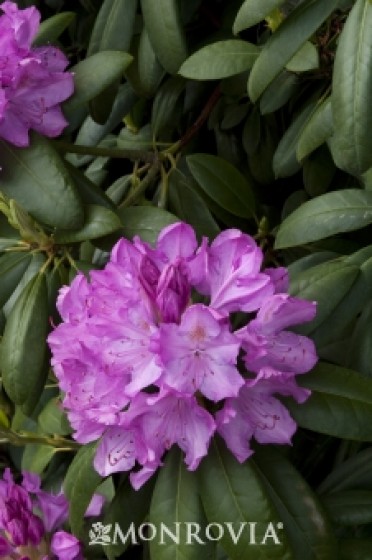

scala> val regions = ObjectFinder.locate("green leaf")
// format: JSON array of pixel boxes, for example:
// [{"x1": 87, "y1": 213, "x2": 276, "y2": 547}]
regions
[
  {"x1": 260, "y1": 72, "x2": 299, "y2": 115},
  {"x1": 88, "y1": 0, "x2": 138, "y2": 55},
  {"x1": 286, "y1": 41, "x2": 319, "y2": 72},
  {"x1": 187, "y1": 154, "x2": 256, "y2": 219},
  {"x1": 118, "y1": 206, "x2": 178, "y2": 245},
  {"x1": 64, "y1": 162, "x2": 115, "y2": 210},
  {"x1": 137, "y1": 28, "x2": 165, "y2": 97},
  {"x1": 254, "y1": 448, "x2": 338, "y2": 560},
  {"x1": 63, "y1": 51, "x2": 133, "y2": 117},
  {"x1": 0, "y1": 252, "x2": 32, "y2": 308},
  {"x1": 273, "y1": 101, "x2": 316, "y2": 178},
  {"x1": 332, "y1": 0, "x2": 372, "y2": 176},
  {"x1": 248, "y1": 0, "x2": 338, "y2": 101},
  {"x1": 339, "y1": 540, "x2": 372, "y2": 560},
  {"x1": 1, "y1": 273, "x2": 48, "y2": 407},
  {"x1": 54, "y1": 205, "x2": 121, "y2": 243},
  {"x1": 141, "y1": 0, "x2": 187, "y2": 74},
  {"x1": 0, "y1": 135, "x2": 83, "y2": 230},
  {"x1": 199, "y1": 439, "x2": 292, "y2": 560},
  {"x1": 286, "y1": 363, "x2": 372, "y2": 441},
  {"x1": 297, "y1": 98, "x2": 333, "y2": 160},
  {"x1": 117, "y1": 124, "x2": 153, "y2": 150},
  {"x1": 21, "y1": 444, "x2": 55, "y2": 475},
  {"x1": 32, "y1": 12, "x2": 76, "y2": 46},
  {"x1": 3, "y1": 253, "x2": 46, "y2": 317},
  {"x1": 179, "y1": 40, "x2": 259, "y2": 80},
  {"x1": 38, "y1": 398, "x2": 71, "y2": 436},
  {"x1": 103, "y1": 476, "x2": 155, "y2": 558},
  {"x1": 318, "y1": 448, "x2": 372, "y2": 495},
  {"x1": 168, "y1": 170, "x2": 220, "y2": 240},
  {"x1": 64, "y1": 443, "x2": 101, "y2": 537},
  {"x1": 275, "y1": 189, "x2": 372, "y2": 249},
  {"x1": 149, "y1": 448, "x2": 214, "y2": 560},
  {"x1": 303, "y1": 146, "x2": 336, "y2": 198},
  {"x1": 322, "y1": 490, "x2": 372, "y2": 525},
  {"x1": 152, "y1": 77, "x2": 185, "y2": 138},
  {"x1": 289, "y1": 260, "x2": 359, "y2": 334},
  {"x1": 233, "y1": 0, "x2": 285, "y2": 33}
]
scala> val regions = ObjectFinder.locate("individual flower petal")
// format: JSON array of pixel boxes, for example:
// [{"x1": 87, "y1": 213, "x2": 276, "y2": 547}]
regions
[
  {"x1": 51, "y1": 531, "x2": 82, "y2": 560},
  {"x1": 254, "y1": 294, "x2": 317, "y2": 335},
  {"x1": 85, "y1": 494, "x2": 105, "y2": 517},
  {"x1": 36, "y1": 491, "x2": 68, "y2": 533},
  {"x1": 158, "y1": 304, "x2": 243, "y2": 401},
  {"x1": 264, "y1": 267, "x2": 289, "y2": 293}
]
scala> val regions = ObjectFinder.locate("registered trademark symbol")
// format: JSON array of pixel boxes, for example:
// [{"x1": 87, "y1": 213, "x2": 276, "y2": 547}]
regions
[{"x1": 277, "y1": 522, "x2": 283, "y2": 530}]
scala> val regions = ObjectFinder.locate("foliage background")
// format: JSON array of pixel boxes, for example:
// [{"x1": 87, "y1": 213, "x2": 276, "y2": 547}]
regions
[{"x1": 1, "y1": 0, "x2": 372, "y2": 558}]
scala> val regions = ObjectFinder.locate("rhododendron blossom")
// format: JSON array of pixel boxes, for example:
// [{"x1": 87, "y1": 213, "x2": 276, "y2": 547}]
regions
[
  {"x1": 0, "y1": 469, "x2": 103, "y2": 559},
  {"x1": 48, "y1": 223, "x2": 318, "y2": 490},
  {"x1": 0, "y1": 2, "x2": 73, "y2": 147}
]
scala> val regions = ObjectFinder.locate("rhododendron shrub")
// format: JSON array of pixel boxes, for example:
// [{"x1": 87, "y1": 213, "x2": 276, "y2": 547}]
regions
[{"x1": 48, "y1": 223, "x2": 318, "y2": 489}]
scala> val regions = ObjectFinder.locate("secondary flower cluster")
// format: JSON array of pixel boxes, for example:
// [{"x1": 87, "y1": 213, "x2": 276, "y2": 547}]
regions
[
  {"x1": 0, "y1": 2, "x2": 73, "y2": 147},
  {"x1": 0, "y1": 469, "x2": 94, "y2": 559},
  {"x1": 48, "y1": 223, "x2": 318, "y2": 489}
]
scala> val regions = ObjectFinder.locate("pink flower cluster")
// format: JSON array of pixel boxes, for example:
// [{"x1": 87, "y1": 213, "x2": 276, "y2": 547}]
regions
[
  {"x1": 0, "y1": 469, "x2": 89, "y2": 559},
  {"x1": 0, "y1": 2, "x2": 73, "y2": 147},
  {"x1": 48, "y1": 224, "x2": 318, "y2": 489}
]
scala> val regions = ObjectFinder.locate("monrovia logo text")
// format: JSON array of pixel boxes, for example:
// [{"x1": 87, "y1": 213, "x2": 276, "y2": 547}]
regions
[{"x1": 89, "y1": 521, "x2": 284, "y2": 547}]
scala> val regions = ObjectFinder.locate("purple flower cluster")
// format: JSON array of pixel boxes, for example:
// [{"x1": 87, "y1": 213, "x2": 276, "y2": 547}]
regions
[
  {"x1": 0, "y1": 2, "x2": 73, "y2": 147},
  {"x1": 48, "y1": 224, "x2": 318, "y2": 490},
  {"x1": 0, "y1": 469, "x2": 82, "y2": 560}
]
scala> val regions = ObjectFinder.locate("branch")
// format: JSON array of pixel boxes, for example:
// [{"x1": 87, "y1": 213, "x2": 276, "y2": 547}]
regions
[{"x1": 54, "y1": 141, "x2": 156, "y2": 163}]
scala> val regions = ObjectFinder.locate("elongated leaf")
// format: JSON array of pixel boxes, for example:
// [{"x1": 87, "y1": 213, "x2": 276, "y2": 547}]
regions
[
  {"x1": 54, "y1": 205, "x2": 121, "y2": 243},
  {"x1": 21, "y1": 444, "x2": 55, "y2": 475},
  {"x1": 254, "y1": 448, "x2": 338, "y2": 560},
  {"x1": 64, "y1": 443, "x2": 101, "y2": 537},
  {"x1": 286, "y1": 363, "x2": 372, "y2": 441},
  {"x1": 318, "y1": 448, "x2": 372, "y2": 495},
  {"x1": 63, "y1": 51, "x2": 133, "y2": 116},
  {"x1": 149, "y1": 448, "x2": 214, "y2": 560},
  {"x1": 273, "y1": 101, "x2": 316, "y2": 178},
  {"x1": 289, "y1": 260, "x2": 359, "y2": 334},
  {"x1": 332, "y1": 0, "x2": 372, "y2": 176},
  {"x1": 88, "y1": 0, "x2": 138, "y2": 55},
  {"x1": 152, "y1": 77, "x2": 185, "y2": 138},
  {"x1": 275, "y1": 189, "x2": 372, "y2": 249},
  {"x1": 64, "y1": 162, "x2": 115, "y2": 210},
  {"x1": 199, "y1": 439, "x2": 292, "y2": 559},
  {"x1": 323, "y1": 490, "x2": 372, "y2": 525},
  {"x1": 137, "y1": 28, "x2": 165, "y2": 97},
  {"x1": 260, "y1": 72, "x2": 299, "y2": 115},
  {"x1": 141, "y1": 0, "x2": 187, "y2": 74},
  {"x1": 248, "y1": 0, "x2": 338, "y2": 101},
  {"x1": 38, "y1": 398, "x2": 71, "y2": 436},
  {"x1": 0, "y1": 252, "x2": 32, "y2": 308},
  {"x1": 303, "y1": 146, "x2": 336, "y2": 197},
  {"x1": 179, "y1": 40, "x2": 259, "y2": 80},
  {"x1": 286, "y1": 41, "x2": 319, "y2": 72},
  {"x1": 32, "y1": 12, "x2": 76, "y2": 46},
  {"x1": 3, "y1": 253, "x2": 46, "y2": 317},
  {"x1": 118, "y1": 206, "x2": 178, "y2": 244},
  {"x1": 1, "y1": 273, "x2": 48, "y2": 407},
  {"x1": 297, "y1": 98, "x2": 333, "y2": 160},
  {"x1": 233, "y1": 0, "x2": 285, "y2": 33},
  {"x1": 0, "y1": 135, "x2": 83, "y2": 230},
  {"x1": 187, "y1": 154, "x2": 256, "y2": 218}
]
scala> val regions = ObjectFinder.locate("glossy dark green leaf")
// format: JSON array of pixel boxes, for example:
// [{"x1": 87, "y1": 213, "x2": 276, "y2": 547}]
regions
[
  {"x1": 248, "y1": 0, "x2": 338, "y2": 101},
  {"x1": 117, "y1": 124, "x2": 153, "y2": 150},
  {"x1": 187, "y1": 154, "x2": 256, "y2": 218},
  {"x1": 137, "y1": 28, "x2": 165, "y2": 97},
  {"x1": 260, "y1": 72, "x2": 299, "y2": 115},
  {"x1": 38, "y1": 398, "x2": 71, "y2": 436},
  {"x1": 141, "y1": 0, "x2": 187, "y2": 74},
  {"x1": 332, "y1": 0, "x2": 372, "y2": 176},
  {"x1": 322, "y1": 490, "x2": 372, "y2": 525},
  {"x1": 64, "y1": 162, "x2": 115, "y2": 210},
  {"x1": 199, "y1": 439, "x2": 292, "y2": 560},
  {"x1": 273, "y1": 101, "x2": 316, "y2": 178},
  {"x1": 106, "y1": 175, "x2": 132, "y2": 205},
  {"x1": 149, "y1": 448, "x2": 214, "y2": 560},
  {"x1": 297, "y1": 98, "x2": 333, "y2": 160},
  {"x1": 168, "y1": 170, "x2": 220, "y2": 240},
  {"x1": 0, "y1": 135, "x2": 83, "y2": 230},
  {"x1": 21, "y1": 444, "x2": 55, "y2": 475},
  {"x1": 118, "y1": 206, "x2": 178, "y2": 245},
  {"x1": 179, "y1": 40, "x2": 259, "y2": 80},
  {"x1": 233, "y1": 0, "x2": 285, "y2": 33},
  {"x1": 64, "y1": 443, "x2": 101, "y2": 537},
  {"x1": 103, "y1": 476, "x2": 155, "y2": 558},
  {"x1": 152, "y1": 77, "x2": 185, "y2": 138},
  {"x1": 303, "y1": 146, "x2": 336, "y2": 198},
  {"x1": 1, "y1": 273, "x2": 49, "y2": 407},
  {"x1": 0, "y1": 252, "x2": 32, "y2": 308},
  {"x1": 63, "y1": 51, "x2": 133, "y2": 117},
  {"x1": 32, "y1": 12, "x2": 76, "y2": 46},
  {"x1": 54, "y1": 205, "x2": 121, "y2": 243},
  {"x1": 88, "y1": 0, "x2": 138, "y2": 55},
  {"x1": 286, "y1": 363, "x2": 372, "y2": 441},
  {"x1": 242, "y1": 109, "x2": 261, "y2": 155},
  {"x1": 275, "y1": 190, "x2": 372, "y2": 249},
  {"x1": 3, "y1": 253, "x2": 46, "y2": 317},
  {"x1": 254, "y1": 448, "x2": 338, "y2": 560},
  {"x1": 289, "y1": 260, "x2": 359, "y2": 334}
]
